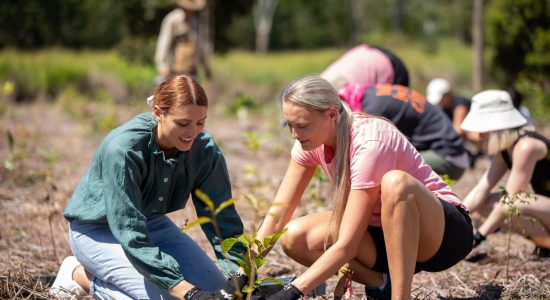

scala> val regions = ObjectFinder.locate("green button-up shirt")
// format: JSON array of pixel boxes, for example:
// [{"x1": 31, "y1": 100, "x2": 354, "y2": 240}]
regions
[{"x1": 64, "y1": 112, "x2": 244, "y2": 290}]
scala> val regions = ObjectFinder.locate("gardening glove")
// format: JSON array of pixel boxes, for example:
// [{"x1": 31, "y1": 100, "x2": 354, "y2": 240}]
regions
[
  {"x1": 184, "y1": 287, "x2": 236, "y2": 300},
  {"x1": 219, "y1": 272, "x2": 249, "y2": 298},
  {"x1": 185, "y1": 273, "x2": 250, "y2": 300},
  {"x1": 267, "y1": 283, "x2": 303, "y2": 300}
]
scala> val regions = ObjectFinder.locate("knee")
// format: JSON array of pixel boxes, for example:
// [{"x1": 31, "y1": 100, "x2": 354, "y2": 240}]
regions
[
  {"x1": 280, "y1": 221, "x2": 308, "y2": 258},
  {"x1": 380, "y1": 170, "x2": 413, "y2": 207}
]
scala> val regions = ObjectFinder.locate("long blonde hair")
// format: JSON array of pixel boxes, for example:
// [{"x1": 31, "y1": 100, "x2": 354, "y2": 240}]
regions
[{"x1": 281, "y1": 75, "x2": 354, "y2": 245}]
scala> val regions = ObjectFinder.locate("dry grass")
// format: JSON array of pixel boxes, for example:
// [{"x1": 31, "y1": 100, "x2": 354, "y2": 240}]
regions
[
  {"x1": 0, "y1": 267, "x2": 51, "y2": 300},
  {"x1": 1, "y1": 101, "x2": 549, "y2": 299}
]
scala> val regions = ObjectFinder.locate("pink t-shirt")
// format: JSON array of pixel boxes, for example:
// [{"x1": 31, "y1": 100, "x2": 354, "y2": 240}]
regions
[
  {"x1": 291, "y1": 117, "x2": 465, "y2": 227},
  {"x1": 320, "y1": 44, "x2": 394, "y2": 89}
]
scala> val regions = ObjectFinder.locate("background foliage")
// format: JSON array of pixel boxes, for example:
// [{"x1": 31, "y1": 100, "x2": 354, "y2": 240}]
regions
[{"x1": 0, "y1": 0, "x2": 548, "y2": 119}]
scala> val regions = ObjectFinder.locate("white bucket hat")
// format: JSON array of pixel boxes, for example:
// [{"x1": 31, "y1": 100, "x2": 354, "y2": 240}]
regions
[
  {"x1": 460, "y1": 89, "x2": 527, "y2": 133},
  {"x1": 426, "y1": 78, "x2": 451, "y2": 105}
]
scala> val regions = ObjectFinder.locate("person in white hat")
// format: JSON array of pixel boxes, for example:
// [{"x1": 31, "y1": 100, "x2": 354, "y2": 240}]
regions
[
  {"x1": 426, "y1": 78, "x2": 487, "y2": 167},
  {"x1": 154, "y1": 0, "x2": 211, "y2": 84},
  {"x1": 461, "y1": 90, "x2": 550, "y2": 257},
  {"x1": 426, "y1": 78, "x2": 472, "y2": 138}
]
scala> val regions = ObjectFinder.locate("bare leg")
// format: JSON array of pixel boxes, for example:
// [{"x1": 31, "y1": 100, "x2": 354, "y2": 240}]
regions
[
  {"x1": 479, "y1": 194, "x2": 550, "y2": 240},
  {"x1": 507, "y1": 195, "x2": 550, "y2": 248},
  {"x1": 281, "y1": 211, "x2": 384, "y2": 287},
  {"x1": 380, "y1": 170, "x2": 445, "y2": 300},
  {"x1": 73, "y1": 266, "x2": 92, "y2": 293}
]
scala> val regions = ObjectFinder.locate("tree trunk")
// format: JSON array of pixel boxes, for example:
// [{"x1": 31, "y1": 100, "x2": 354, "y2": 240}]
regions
[
  {"x1": 350, "y1": 0, "x2": 366, "y2": 44},
  {"x1": 254, "y1": 0, "x2": 279, "y2": 53},
  {"x1": 473, "y1": 0, "x2": 484, "y2": 92},
  {"x1": 199, "y1": 4, "x2": 212, "y2": 56},
  {"x1": 392, "y1": 0, "x2": 404, "y2": 32}
]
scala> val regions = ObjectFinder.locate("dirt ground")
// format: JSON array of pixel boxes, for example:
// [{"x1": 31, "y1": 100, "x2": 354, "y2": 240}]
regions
[{"x1": 0, "y1": 100, "x2": 549, "y2": 299}]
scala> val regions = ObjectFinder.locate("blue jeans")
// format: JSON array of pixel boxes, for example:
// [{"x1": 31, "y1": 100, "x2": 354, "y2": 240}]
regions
[{"x1": 69, "y1": 216, "x2": 226, "y2": 300}]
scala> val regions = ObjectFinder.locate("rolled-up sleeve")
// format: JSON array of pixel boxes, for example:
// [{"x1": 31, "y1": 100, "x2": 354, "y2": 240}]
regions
[
  {"x1": 192, "y1": 141, "x2": 245, "y2": 275},
  {"x1": 102, "y1": 146, "x2": 184, "y2": 290}
]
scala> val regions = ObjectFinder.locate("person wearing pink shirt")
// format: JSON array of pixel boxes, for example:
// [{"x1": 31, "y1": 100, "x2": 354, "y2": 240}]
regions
[
  {"x1": 254, "y1": 76, "x2": 472, "y2": 300},
  {"x1": 320, "y1": 44, "x2": 409, "y2": 90}
]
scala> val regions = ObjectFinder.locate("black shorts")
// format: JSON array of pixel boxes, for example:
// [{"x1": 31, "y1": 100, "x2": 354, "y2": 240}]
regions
[{"x1": 369, "y1": 199, "x2": 473, "y2": 273}]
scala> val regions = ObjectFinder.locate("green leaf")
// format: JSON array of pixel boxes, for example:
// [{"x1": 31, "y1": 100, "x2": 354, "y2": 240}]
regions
[
  {"x1": 263, "y1": 228, "x2": 288, "y2": 248},
  {"x1": 240, "y1": 259, "x2": 251, "y2": 277},
  {"x1": 4, "y1": 159, "x2": 14, "y2": 171},
  {"x1": 181, "y1": 217, "x2": 212, "y2": 231},
  {"x1": 214, "y1": 198, "x2": 236, "y2": 215},
  {"x1": 6, "y1": 130, "x2": 14, "y2": 151},
  {"x1": 242, "y1": 284, "x2": 255, "y2": 293},
  {"x1": 255, "y1": 256, "x2": 266, "y2": 269},
  {"x1": 244, "y1": 194, "x2": 259, "y2": 211},
  {"x1": 229, "y1": 250, "x2": 245, "y2": 258},
  {"x1": 253, "y1": 239, "x2": 265, "y2": 254},
  {"x1": 236, "y1": 234, "x2": 252, "y2": 249},
  {"x1": 255, "y1": 278, "x2": 284, "y2": 286},
  {"x1": 221, "y1": 237, "x2": 240, "y2": 254},
  {"x1": 194, "y1": 189, "x2": 215, "y2": 212},
  {"x1": 498, "y1": 186, "x2": 508, "y2": 198}
]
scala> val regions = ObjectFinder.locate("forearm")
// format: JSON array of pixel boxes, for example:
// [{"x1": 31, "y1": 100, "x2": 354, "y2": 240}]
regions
[
  {"x1": 256, "y1": 207, "x2": 291, "y2": 240},
  {"x1": 463, "y1": 162, "x2": 503, "y2": 212},
  {"x1": 478, "y1": 202, "x2": 508, "y2": 236},
  {"x1": 477, "y1": 162, "x2": 536, "y2": 236},
  {"x1": 463, "y1": 184, "x2": 490, "y2": 212}
]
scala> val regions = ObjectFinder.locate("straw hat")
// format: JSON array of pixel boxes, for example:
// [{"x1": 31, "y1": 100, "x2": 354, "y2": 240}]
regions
[
  {"x1": 426, "y1": 78, "x2": 451, "y2": 105},
  {"x1": 460, "y1": 90, "x2": 527, "y2": 133},
  {"x1": 176, "y1": 0, "x2": 206, "y2": 11}
]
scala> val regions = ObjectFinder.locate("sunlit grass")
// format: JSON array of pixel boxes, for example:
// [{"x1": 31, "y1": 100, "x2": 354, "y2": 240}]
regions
[
  {"x1": 213, "y1": 39, "x2": 475, "y2": 101},
  {"x1": 1, "y1": 41, "x2": 547, "y2": 120},
  {"x1": 0, "y1": 48, "x2": 155, "y2": 100}
]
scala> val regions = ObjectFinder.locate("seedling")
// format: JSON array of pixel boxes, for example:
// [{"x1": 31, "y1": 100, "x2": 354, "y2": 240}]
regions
[
  {"x1": 498, "y1": 186, "x2": 537, "y2": 281},
  {"x1": 183, "y1": 189, "x2": 287, "y2": 299}
]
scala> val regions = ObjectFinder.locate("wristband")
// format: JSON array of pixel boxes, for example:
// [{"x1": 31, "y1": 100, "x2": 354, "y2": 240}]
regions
[{"x1": 184, "y1": 287, "x2": 201, "y2": 300}]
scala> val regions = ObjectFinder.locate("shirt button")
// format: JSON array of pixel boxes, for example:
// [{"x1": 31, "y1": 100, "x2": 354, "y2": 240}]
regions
[
  {"x1": 158, "y1": 196, "x2": 164, "y2": 202},
  {"x1": 163, "y1": 178, "x2": 169, "y2": 183}
]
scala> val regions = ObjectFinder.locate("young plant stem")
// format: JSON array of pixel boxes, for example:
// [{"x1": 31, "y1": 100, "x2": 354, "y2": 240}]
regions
[{"x1": 210, "y1": 213, "x2": 245, "y2": 299}]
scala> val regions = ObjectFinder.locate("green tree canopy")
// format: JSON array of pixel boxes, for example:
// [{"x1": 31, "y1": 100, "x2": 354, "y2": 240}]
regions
[{"x1": 486, "y1": 0, "x2": 550, "y2": 86}]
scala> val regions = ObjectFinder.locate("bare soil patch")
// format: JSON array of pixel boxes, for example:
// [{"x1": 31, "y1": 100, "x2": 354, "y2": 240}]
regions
[{"x1": 1, "y1": 101, "x2": 548, "y2": 299}]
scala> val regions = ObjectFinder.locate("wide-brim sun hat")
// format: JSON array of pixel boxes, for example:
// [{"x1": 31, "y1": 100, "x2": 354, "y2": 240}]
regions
[
  {"x1": 460, "y1": 89, "x2": 527, "y2": 133},
  {"x1": 176, "y1": 0, "x2": 206, "y2": 11},
  {"x1": 426, "y1": 78, "x2": 451, "y2": 105}
]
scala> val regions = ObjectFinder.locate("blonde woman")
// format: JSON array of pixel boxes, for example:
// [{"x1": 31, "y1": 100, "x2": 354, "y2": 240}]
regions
[
  {"x1": 255, "y1": 76, "x2": 473, "y2": 300},
  {"x1": 461, "y1": 90, "x2": 550, "y2": 257}
]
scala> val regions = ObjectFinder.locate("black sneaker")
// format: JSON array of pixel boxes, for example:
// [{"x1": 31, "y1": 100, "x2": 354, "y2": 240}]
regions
[
  {"x1": 364, "y1": 273, "x2": 391, "y2": 300},
  {"x1": 472, "y1": 231, "x2": 486, "y2": 248},
  {"x1": 534, "y1": 246, "x2": 550, "y2": 258}
]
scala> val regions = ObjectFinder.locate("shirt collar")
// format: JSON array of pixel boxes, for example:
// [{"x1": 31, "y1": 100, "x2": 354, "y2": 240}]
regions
[{"x1": 147, "y1": 118, "x2": 186, "y2": 163}]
